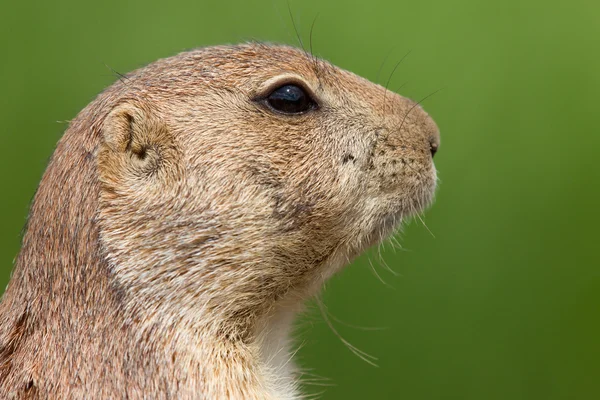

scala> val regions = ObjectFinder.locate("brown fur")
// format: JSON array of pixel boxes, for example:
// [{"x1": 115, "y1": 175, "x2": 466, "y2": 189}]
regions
[{"x1": 0, "y1": 43, "x2": 440, "y2": 399}]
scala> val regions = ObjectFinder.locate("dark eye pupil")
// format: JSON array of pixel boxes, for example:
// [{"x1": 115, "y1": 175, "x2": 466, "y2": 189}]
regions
[{"x1": 266, "y1": 84, "x2": 313, "y2": 114}]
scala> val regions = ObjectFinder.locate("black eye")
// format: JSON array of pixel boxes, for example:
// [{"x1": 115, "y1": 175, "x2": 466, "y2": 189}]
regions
[{"x1": 265, "y1": 84, "x2": 315, "y2": 114}]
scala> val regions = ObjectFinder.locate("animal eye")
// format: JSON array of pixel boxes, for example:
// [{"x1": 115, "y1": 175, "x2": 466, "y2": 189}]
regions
[{"x1": 265, "y1": 84, "x2": 315, "y2": 114}]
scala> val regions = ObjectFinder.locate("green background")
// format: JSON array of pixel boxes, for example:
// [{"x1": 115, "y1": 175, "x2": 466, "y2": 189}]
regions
[{"x1": 1, "y1": 0, "x2": 598, "y2": 398}]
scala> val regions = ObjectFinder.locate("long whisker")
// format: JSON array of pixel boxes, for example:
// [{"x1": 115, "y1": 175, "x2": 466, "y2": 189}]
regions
[
  {"x1": 308, "y1": 12, "x2": 323, "y2": 88},
  {"x1": 323, "y1": 299, "x2": 386, "y2": 331},
  {"x1": 368, "y1": 258, "x2": 393, "y2": 288},
  {"x1": 288, "y1": 1, "x2": 306, "y2": 52},
  {"x1": 394, "y1": 81, "x2": 409, "y2": 94},
  {"x1": 301, "y1": 389, "x2": 329, "y2": 399},
  {"x1": 103, "y1": 63, "x2": 129, "y2": 85},
  {"x1": 382, "y1": 50, "x2": 412, "y2": 116},
  {"x1": 416, "y1": 212, "x2": 435, "y2": 238},
  {"x1": 309, "y1": 13, "x2": 319, "y2": 60},
  {"x1": 387, "y1": 234, "x2": 404, "y2": 253},
  {"x1": 316, "y1": 297, "x2": 379, "y2": 367},
  {"x1": 377, "y1": 248, "x2": 400, "y2": 277},
  {"x1": 376, "y1": 46, "x2": 396, "y2": 84},
  {"x1": 397, "y1": 86, "x2": 445, "y2": 134}
]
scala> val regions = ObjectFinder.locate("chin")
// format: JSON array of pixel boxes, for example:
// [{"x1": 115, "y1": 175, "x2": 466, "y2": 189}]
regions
[{"x1": 373, "y1": 173, "x2": 438, "y2": 244}]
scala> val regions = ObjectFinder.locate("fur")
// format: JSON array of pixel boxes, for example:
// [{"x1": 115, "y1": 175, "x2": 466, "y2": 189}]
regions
[{"x1": 0, "y1": 43, "x2": 439, "y2": 399}]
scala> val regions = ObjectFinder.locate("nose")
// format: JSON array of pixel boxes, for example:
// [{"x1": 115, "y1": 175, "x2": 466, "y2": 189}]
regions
[
  {"x1": 430, "y1": 137, "x2": 439, "y2": 158},
  {"x1": 393, "y1": 96, "x2": 440, "y2": 159}
]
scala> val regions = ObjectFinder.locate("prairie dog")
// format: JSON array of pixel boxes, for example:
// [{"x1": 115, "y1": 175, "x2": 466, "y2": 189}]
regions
[{"x1": 0, "y1": 43, "x2": 440, "y2": 399}]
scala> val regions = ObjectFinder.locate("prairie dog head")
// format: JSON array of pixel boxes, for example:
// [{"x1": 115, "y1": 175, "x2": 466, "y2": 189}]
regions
[{"x1": 97, "y1": 43, "x2": 439, "y2": 337}]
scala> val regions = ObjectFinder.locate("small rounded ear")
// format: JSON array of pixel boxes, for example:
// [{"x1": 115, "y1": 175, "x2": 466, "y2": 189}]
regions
[
  {"x1": 98, "y1": 101, "x2": 180, "y2": 184},
  {"x1": 102, "y1": 103, "x2": 149, "y2": 156}
]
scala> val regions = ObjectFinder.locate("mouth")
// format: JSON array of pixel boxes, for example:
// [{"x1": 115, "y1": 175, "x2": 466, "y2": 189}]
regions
[
  {"x1": 373, "y1": 168, "x2": 438, "y2": 239},
  {"x1": 313, "y1": 169, "x2": 437, "y2": 285}
]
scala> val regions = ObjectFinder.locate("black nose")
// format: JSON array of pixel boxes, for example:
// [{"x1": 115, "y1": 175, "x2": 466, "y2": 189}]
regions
[{"x1": 430, "y1": 139, "x2": 439, "y2": 158}]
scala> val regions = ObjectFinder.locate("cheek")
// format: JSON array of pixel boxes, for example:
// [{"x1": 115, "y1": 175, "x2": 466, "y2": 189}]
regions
[
  {"x1": 317, "y1": 127, "x2": 378, "y2": 204},
  {"x1": 337, "y1": 130, "x2": 376, "y2": 170}
]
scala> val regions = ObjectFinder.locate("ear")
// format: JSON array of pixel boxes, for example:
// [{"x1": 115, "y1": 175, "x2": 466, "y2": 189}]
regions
[{"x1": 98, "y1": 101, "x2": 180, "y2": 185}]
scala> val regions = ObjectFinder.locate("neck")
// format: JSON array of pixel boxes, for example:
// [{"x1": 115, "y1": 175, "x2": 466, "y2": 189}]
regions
[
  {"x1": 113, "y1": 275, "x2": 305, "y2": 399},
  {"x1": 113, "y1": 305, "x2": 302, "y2": 399},
  {"x1": 0, "y1": 120, "x2": 304, "y2": 399}
]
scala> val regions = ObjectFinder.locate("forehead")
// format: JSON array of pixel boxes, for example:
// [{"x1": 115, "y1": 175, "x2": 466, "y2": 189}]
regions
[
  {"x1": 131, "y1": 44, "x2": 341, "y2": 93},
  {"x1": 200, "y1": 44, "x2": 333, "y2": 82},
  {"x1": 128, "y1": 43, "x2": 387, "y2": 111},
  {"x1": 210, "y1": 44, "x2": 386, "y2": 104}
]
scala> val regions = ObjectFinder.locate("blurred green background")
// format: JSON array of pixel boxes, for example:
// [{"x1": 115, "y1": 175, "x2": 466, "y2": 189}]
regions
[{"x1": 1, "y1": 0, "x2": 599, "y2": 398}]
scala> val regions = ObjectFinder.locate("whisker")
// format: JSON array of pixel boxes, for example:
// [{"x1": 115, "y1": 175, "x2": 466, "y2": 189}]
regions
[
  {"x1": 375, "y1": 46, "x2": 396, "y2": 84},
  {"x1": 315, "y1": 297, "x2": 379, "y2": 367},
  {"x1": 325, "y1": 304, "x2": 387, "y2": 331},
  {"x1": 397, "y1": 86, "x2": 445, "y2": 134},
  {"x1": 382, "y1": 50, "x2": 412, "y2": 116},
  {"x1": 103, "y1": 63, "x2": 129, "y2": 85},
  {"x1": 309, "y1": 13, "x2": 319, "y2": 60},
  {"x1": 387, "y1": 234, "x2": 403, "y2": 252},
  {"x1": 279, "y1": 339, "x2": 306, "y2": 372},
  {"x1": 368, "y1": 258, "x2": 393, "y2": 288},
  {"x1": 394, "y1": 81, "x2": 409, "y2": 94},
  {"x1": 416, "y1": 212, "x2": 435, "y2": 238},
  {"x1": 297, "y1": 370, "x2": 332, "y2": 382},
  {"x1": 308, "y1": 12, "x2": 323, "y2": 88},
  {"x1": 288, "y1": 1, "x2": 306, "y2": 52},
  {"x1": 378, "y1": 250, "x2": 401, "y2": 277},
  {"x1": 301, "y1": 389, "x2": 328, "y2": 399}
]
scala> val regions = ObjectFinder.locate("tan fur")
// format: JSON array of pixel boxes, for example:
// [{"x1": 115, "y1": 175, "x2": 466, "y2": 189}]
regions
[{"x1": 0, "y1": 43, "x2": 440, "y2": 399}]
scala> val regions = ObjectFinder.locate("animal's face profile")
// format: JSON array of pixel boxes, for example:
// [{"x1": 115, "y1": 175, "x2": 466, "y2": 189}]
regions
[
  {"x1": 0, "y1": 43, "x2": 440, "y2": 399},
  {"x1": 97, "y1": 44, "x2": 439, "y2": 330}
]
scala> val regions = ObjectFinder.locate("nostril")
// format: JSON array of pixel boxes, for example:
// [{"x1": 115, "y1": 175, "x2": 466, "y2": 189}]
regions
[{"x1": 430, "y1": 141, "x2": 439, "y2": 158}]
